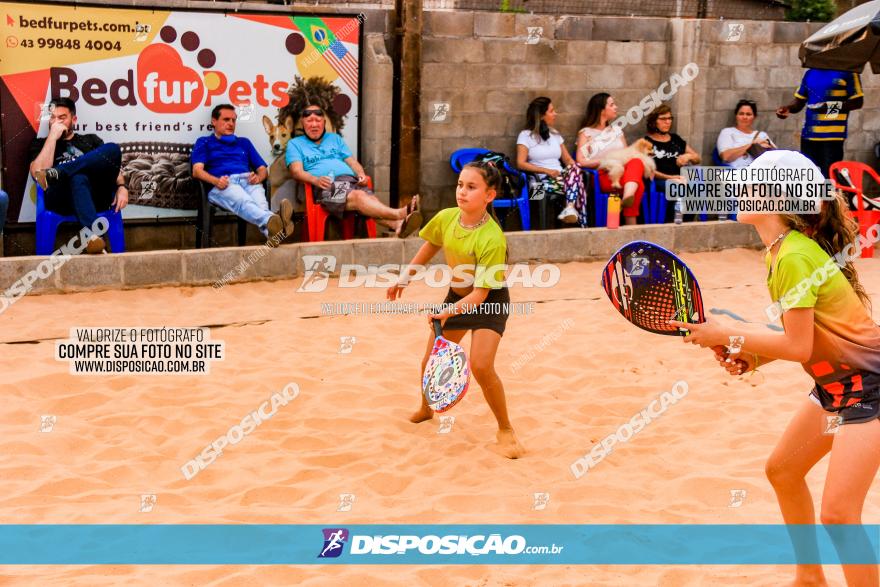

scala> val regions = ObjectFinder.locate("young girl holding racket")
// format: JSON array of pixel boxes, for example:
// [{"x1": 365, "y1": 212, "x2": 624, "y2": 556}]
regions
[
  {"x1": 387, "y1": 160, "x2": 524, "y2": 459},
  {"x1": 672, "y1": 150, "x2": 880, "y2": 586}
]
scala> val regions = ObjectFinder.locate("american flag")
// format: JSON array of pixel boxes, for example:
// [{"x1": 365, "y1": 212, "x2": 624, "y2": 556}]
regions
[{"x1": 323, "y1": 39, "x2": 359, "y2": 95}]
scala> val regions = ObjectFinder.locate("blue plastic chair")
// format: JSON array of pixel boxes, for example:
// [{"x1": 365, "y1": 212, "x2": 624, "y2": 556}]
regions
[
  {"x1": 449, "y1": 148, "x2": 531, "y2": 231},
  {"x1": 712, "y1": 147, "x2": 730, "y2": 167},
  {"x1": 36, "y1": 185, "x2": 125, "y2": 255}
]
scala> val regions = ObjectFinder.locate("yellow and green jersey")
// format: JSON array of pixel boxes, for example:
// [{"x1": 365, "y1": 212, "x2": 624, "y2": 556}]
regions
[
  {"x1": 419, "y1": 207, "x2": 507, "y2": 289},
  {"x1": 767, "y1": 231, "x2": 880, "y2": 402}
]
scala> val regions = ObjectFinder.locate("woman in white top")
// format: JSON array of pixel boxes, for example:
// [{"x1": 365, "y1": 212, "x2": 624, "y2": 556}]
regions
[
  {"x1": 515, "y1": 97, "x2": 587, "y2": 226},
  {"x1": 576, "y1": 93, "x2": 645, "y2": 226},
  {"x1": 716, "y1": 99, "x2": 775, "y2": 169}
]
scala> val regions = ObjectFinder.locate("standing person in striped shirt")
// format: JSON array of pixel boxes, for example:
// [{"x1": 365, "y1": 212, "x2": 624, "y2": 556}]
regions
[{"x1": 776, "y1": 68, "x2": 864, "y2": 179}]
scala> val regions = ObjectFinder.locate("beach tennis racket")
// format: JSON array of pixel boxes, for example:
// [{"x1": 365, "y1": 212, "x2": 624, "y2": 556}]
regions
[
  {"x1": 422, "y1": 319, "x2": 470, "y2": 412},
  {"x1": 601, "y1": 241, "x2": 705, "y2": 336}
]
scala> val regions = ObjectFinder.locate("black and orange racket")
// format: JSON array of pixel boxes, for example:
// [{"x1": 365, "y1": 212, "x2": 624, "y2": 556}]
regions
[{"x1": 601, "y1": 241, "x2": 705, "y2": 336}]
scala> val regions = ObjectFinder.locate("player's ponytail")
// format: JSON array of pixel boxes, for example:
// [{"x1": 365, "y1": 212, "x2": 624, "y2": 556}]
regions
[{"x1": 782, "y1": 191, "x2": 871, "y2": 310}]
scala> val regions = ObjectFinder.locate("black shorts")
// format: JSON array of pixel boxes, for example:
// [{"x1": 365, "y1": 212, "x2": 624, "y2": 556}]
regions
[
  {"x1": 316, "y1": 175, "x2": 371, "y2": 219},
  {"x1": 441, "y1": 287, "x2": 510, "y2": 337},
  {"x1": 809, "y1": 371, "x2": 880, "y2": 425}
]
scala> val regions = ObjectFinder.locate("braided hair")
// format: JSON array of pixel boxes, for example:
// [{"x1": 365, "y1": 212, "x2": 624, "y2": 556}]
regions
[{"x1": 780, "y1": 191, "x2": 871, "y2": 311}]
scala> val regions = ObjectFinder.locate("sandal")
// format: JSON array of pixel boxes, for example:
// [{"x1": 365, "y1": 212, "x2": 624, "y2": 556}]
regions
[{"x1": 396, "y1": 209, "x2": 423, "y2": 239}]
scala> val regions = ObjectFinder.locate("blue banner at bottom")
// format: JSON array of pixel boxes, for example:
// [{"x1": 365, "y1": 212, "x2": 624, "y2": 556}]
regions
[{"x1": 0, "y1": 525, "x2": 877, "y2": 565}]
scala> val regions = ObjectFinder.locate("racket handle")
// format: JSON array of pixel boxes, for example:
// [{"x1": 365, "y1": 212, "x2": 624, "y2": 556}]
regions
[{"x1": 432, "y1": 319, "x2": 443, "y2": 338}]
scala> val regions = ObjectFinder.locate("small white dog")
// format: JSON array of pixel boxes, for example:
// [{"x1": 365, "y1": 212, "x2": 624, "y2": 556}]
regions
[{"x1": 598, "y1": 138, "x2": 657, "y2": 189}]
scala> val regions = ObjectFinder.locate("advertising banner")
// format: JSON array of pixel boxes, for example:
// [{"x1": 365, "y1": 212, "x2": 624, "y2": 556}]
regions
[{"x1": 0, "y1": 2, "x2": 362, "y2": 221}]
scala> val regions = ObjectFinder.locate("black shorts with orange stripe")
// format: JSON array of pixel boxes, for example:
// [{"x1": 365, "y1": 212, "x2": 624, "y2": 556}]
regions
[{"x1": 809, "y1": 371, "x2": 880, "y2": 425}]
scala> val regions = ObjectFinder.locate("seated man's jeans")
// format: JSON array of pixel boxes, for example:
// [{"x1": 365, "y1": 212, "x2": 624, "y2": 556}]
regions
[
  {"x1": 45, "y1": 143, "x2": 121, "y2": 229},
  {"x1": 0, "y1": 189, "x2": 8, "y2": 235},
  {"x1": 208, "y1": 173, "x2": 272, "y2": 236}
]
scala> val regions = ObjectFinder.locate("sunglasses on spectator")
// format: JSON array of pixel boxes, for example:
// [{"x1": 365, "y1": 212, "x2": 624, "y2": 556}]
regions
[{"x1": 301, "y1": 109, "x2": 324, "y2": 118}]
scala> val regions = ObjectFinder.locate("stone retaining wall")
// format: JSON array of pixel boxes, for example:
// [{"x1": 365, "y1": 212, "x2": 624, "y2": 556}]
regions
[{"x1": 0, "y1": 222, "x2": 763, "y2": 295}]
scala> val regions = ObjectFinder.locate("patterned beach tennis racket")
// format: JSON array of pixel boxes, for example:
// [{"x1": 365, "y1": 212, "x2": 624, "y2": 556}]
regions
[
  {"x1": 422, "y1": 319, "x2": 470, "y2": 412},
  {"x1": 601, "y1": 241, "x2": 705, "y2": 336}
]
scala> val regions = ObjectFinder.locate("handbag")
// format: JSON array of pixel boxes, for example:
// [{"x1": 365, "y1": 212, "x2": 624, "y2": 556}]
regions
[{"x1": 746, "y1": 131, "x2": 775, "y2": 159}]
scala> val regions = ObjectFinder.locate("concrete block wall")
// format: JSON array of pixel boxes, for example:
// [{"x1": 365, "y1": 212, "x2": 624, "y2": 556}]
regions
[
  {"x1": 360, "y1": 31, "x2": 394, "y2": 206},
  {"x1": 417, "y1": 12, "x2": 880, "y2": 216},
  {"x1": 696, "y1": 20, "x2": 847, "y2": 163}
]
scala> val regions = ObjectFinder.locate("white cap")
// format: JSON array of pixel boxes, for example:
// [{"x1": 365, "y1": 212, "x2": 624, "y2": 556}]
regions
[{"x1": 746, "y1": 150, "x2": 825, "y2": 183}]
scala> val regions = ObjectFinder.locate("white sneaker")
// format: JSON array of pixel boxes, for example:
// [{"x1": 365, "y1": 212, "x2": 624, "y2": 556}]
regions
[{"x1": 558, "y1": 205, "x2": 578, "y2": 224}]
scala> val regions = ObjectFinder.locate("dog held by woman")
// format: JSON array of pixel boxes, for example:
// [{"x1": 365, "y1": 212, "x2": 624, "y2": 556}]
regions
[{"x1": 598, "y1": 138, "x2": 657, "y2": 189}]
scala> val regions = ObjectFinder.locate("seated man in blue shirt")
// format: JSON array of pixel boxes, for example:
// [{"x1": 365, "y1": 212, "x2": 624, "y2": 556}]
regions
[
  {"x1": 192, "y1": 104, "x2": 293, "y2": 245},
  {"x1": 286, "y1": 103, "x2": 420, "y2": 237}
]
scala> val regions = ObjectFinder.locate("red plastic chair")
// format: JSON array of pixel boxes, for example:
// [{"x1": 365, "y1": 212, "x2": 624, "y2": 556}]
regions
[
  {"x1": 304, "y1": 176, "x2": 378, "y2": 241},
  {"x1": 828, "y1": 161, "x2": 880, "y2": 258}
]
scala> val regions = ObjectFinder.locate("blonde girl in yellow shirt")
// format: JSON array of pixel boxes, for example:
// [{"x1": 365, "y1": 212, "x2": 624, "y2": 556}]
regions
[{"x1": 387, "y1": 161, "x2": 524, "y2": 459}]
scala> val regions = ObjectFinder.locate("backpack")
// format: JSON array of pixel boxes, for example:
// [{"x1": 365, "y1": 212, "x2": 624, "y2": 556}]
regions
[{"x1": 472, "y1": 151, "x2": 524, "y2": 201}]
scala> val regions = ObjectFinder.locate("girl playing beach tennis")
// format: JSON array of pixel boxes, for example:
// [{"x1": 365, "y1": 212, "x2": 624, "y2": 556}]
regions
[
  {"x1": 387, "y1": 160, "x2": 524, "y2": 459},
  {"x1": 672, "y1": 150, "x2": 880, "y2": 587}
]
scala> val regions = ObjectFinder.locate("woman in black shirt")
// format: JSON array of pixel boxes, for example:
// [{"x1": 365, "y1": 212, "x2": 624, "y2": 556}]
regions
[{"x1": 644, "y1": 105, "x2": 700, "y2": 223}]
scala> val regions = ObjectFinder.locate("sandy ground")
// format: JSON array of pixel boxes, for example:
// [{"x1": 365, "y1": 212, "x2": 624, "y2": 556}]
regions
[{"x1": 0, "y1": 246, "x2": 878, "y2": 586}]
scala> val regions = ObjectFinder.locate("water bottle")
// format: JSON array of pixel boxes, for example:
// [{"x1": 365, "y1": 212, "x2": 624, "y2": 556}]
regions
[
  {"x1": 674, "y1": 200, "x2": 683, "y2": 224},
  {"x1": 606, "y1": 196, "x2": 621, "y2": 229}
]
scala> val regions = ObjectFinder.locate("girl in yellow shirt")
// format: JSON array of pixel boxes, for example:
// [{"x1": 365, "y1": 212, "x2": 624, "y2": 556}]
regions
[
  {"x1": 388, "y1": 161, "x2": 523, "y2": 459},
  {"x1": 674, "y1": 151, "x2": 879, "y2": 586}
]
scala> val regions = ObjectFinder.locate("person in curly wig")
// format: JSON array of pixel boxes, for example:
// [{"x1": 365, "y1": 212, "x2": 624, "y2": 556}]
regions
[
  {"x1": 286, "y1": 101, "x2": 421, "y2": 238},
  {"x1": 277, "y1": 76, "x2": 346, "y2": 138}
]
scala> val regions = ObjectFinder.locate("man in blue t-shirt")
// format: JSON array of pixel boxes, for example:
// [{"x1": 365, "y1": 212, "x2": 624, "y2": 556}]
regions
[
  {"x1": 286, "y1": 103, "x2": 420, "y2": 237},
  {"x1": 192, "y1": 104, "x2": 293, "y2": 245},
  {"x1": 776, "y1": 68, "x2": 864, "y2": 179}
]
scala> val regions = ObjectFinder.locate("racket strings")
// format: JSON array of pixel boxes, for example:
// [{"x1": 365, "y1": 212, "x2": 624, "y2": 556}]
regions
[{"x1": 602, "y1": 243, "x2": 705, "y2": 336}]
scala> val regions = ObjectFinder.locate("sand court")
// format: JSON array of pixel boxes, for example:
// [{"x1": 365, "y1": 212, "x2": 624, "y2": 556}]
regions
[{"x1": 1, "y1": 248, "x2": 879, "y2": 586}]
